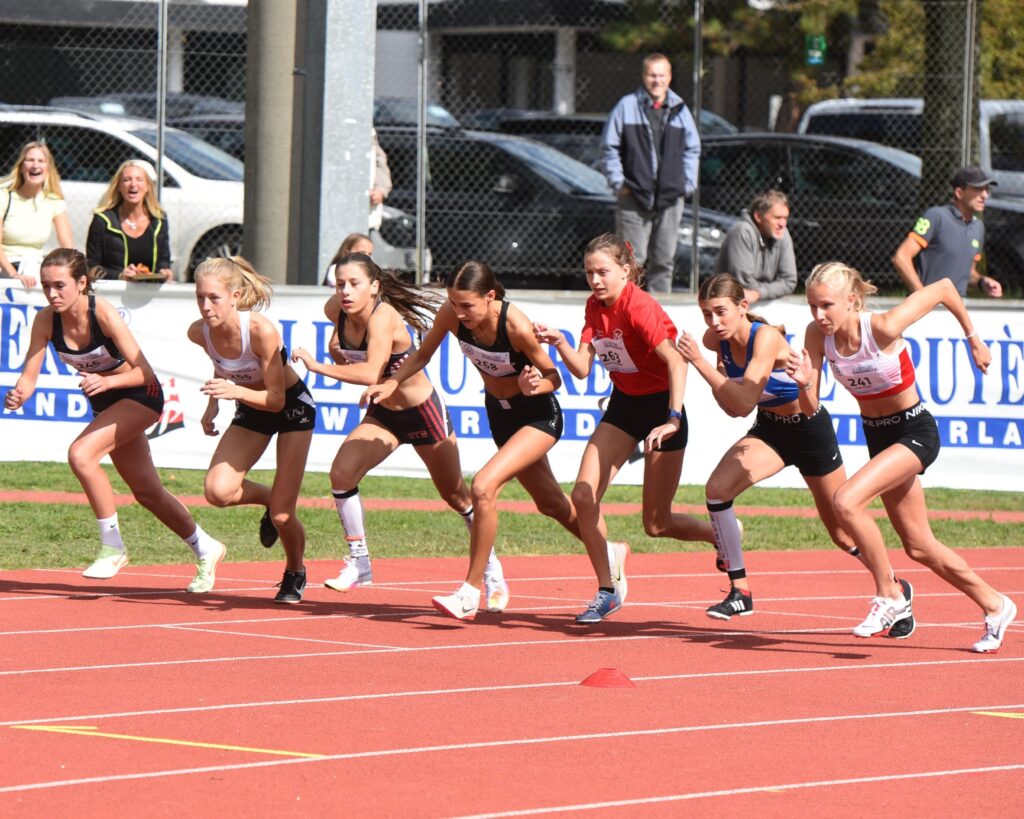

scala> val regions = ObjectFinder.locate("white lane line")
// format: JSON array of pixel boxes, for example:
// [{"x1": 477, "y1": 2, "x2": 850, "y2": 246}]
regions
[
  {"x1": 453, "y1": 763, "x2": 1024, "y2": 818},
  {"x1": 3, "y1": 656, "x2": 1022, "y2": 727},
  {"x1": 161, "y1": 624, "x2": 406, "y2": 650},
  {"x1": 2, "y1": 702, "x2": 1022, "y2": 795}
]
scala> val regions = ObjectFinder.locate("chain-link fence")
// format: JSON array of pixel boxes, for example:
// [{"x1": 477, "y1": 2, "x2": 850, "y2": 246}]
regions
[{"x1": 2, "y1": 1, "x2": 1022, "y2": 291}]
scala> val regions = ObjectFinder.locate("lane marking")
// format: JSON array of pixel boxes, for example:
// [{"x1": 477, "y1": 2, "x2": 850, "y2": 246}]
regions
[
  {"x1": 2, "y1": 702, "x2": 1023, "y2": 794},
  {"x1": 3, "y1": 656, "x2": 1022, "y2": 728},
  {"x1": 973, "y1": 711, "x2": 1024, "y2": 720},
  {"x1": 11, "y1": 725, "x2": 324, "y2": 759},
  {"x1": 452, "y1": 764, "x2": 1024, "y2": 818}
]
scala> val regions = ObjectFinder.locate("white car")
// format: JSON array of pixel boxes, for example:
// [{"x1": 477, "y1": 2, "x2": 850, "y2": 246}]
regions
[{"x1": 0, "y1": 105, "x2": 243, "y2": 279}]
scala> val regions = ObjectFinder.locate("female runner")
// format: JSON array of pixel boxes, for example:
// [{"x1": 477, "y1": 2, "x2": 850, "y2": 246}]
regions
[
  {"x1": 794, "y1": 262, "x2": 1015, "y2": 650},
  {"x1": 291, "y1": 253, "x2": 500, "y2": 599},
  {"x1": 4, "y1": 248, "x2": 225, "y2": 588},
  {"x1": 677, "y1": 273, "x2": 913, "y2": 633},
  {"x1": 534, "y1": 233, "x2": 714, "y2": 624},
  {"x1": 363, "y1": 260, "x2": 624, "y2": 620},
  {"x1": 187, "y1": 256, "x2": 314, "y2": 603}
]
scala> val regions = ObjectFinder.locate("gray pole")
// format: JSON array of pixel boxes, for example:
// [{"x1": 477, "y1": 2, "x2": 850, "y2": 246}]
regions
[
  {"x1": 155, "y1": 0, "x2": 168, "y2": 201},
  {"x1": 960, "y1": 0, "x2": 978, "y2": 165},
  {"x1": 415, "y1": 0, "x2": 429, "y2": 284},
  {"x1": 688, "y1": 0, "x2": 704, "y2": 293}
]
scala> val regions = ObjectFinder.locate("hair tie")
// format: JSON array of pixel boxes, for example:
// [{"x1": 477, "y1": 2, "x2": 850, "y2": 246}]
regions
[{"x1": 624, "y1": 240, "x2": 633, "y2": 254}]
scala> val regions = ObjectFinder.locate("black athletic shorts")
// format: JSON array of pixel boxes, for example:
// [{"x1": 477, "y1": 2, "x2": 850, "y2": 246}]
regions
[
  {"x1": 364, "y1": 388, "x2": 452, "y2": 446},
  {"x1": 600, "y1": 388, "x2": 687, "y2": 452},
  {"x1": 747, "y1": 405, "x2": 843, "y2": 477},
  {"x1": 485, "y1": 391, "x2": 563, "y2": 448},
  {"x1": 89, "y1": 380, "x2": 165, "y2": 416},
  {"x1": 232, "y1": 380, "x2": 316, "y2": 436},
  {"x1": 861, "y1": 402, "x2": 940, "y2": 474}
]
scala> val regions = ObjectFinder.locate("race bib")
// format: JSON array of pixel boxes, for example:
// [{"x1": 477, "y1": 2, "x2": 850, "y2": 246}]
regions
[
  {"x1": 339, "y1": 349, "x2": 368, "y2": 364},
  {"x1": 592, "y1": 335, "x2": 638, "y2": 373},
  {"x1": 459, "y1": 340, "x2": 517, "y2": 377}
]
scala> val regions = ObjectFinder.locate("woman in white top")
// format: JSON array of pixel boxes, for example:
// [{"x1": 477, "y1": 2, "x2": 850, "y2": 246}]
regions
[
  {"x1": 794, "y1": 261, "x2": 1015, "y2": 652},
  {"x1": 0, "y1": 142, "x2": 74, "y2": 288}
]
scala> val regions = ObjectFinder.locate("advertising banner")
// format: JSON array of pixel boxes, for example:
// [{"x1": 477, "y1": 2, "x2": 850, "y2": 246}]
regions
[{"x1": 2, "y1": 281, "x2": 1021, "y2": 490}]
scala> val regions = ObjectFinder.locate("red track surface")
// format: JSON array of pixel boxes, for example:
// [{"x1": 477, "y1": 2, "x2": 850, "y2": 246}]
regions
[{"x1": 2, "y1": 550, "x2": 1022, "y2": 816}]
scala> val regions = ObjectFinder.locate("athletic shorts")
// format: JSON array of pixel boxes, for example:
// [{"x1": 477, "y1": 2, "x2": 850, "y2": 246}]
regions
[
  {"x1": 232, "y1": 380, "x2": 316, "y2": 436},
  {"x1": 364, "y1": 388, "x2": 452, "y2": 446},
  {"x1": 485, "y1": 391, "x2": 563, "y2": 448},
  {"x1": 89, "y1": 380, "x2": 165, "y2": 416},
  {"x1": 600, "y1": 388, "x2": 687, "y2": 452},
  {"x1": 747, "y1": 405, "x2": 843, "y2": 477},
  {"x1": 861, "y1": 402, "x2": 940, "y2": 474}
]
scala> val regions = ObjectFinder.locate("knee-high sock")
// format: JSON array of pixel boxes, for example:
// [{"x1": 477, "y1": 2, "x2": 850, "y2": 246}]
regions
[
  {"x1": 333, "y1": 487, "x2": 368, "y2": 559},
  {"x1": 707, "y1": 498, "x2": 745, "y2": 581}
]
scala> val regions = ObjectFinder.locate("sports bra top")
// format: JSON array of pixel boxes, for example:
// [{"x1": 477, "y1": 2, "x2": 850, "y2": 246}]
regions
[
  {"x1": 335, "y1": 302, "x2": 413, "y2": 378},
  {"x1": 824, "y1": 312, "x2": 915, "y2": 400},
  {"x1": 50, "y1": 294, "x2": 126, "y2": 373},
  {"x1": 202, "y1": 311, "x2": 283, "y2": 384},
  {"x1": 719, "y1": 322, "x2": 799, "y2": 408},
  {"x1": 456, "y1": 300, "x2": 530, "y2": 378}
]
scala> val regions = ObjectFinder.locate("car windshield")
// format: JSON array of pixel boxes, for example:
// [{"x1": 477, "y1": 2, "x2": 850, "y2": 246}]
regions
[
  {"x1": 491, "y1": 135, "x2": 611, "y2": 196},
  {"x1": 132, "y1": 128, "x2": 244, "y2": 181}
]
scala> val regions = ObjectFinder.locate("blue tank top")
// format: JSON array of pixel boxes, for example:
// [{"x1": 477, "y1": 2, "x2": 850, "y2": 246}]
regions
[
  {"x1": 336, "y1": 301, "x2": 413, "y2": 378},
  {"x1": 50, "y1": 294, "x2": 126, "y2": 374},
  {"x1": 455, "y1": 300, "x2": 531, "y2": 378},
  {"x1": 720, "y1": 322, "x2": 799, "y2": 408}
]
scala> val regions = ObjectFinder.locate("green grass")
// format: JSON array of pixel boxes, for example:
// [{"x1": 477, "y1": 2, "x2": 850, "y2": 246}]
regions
[{"x1": 1, "y1": 461, "x2": 1021, "y2": 571}]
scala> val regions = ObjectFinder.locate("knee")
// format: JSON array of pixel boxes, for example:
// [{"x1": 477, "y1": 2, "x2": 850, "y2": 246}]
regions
[
  {"x1": 203, "y1": 482, "x2": 234, "y2": 509},
  {"x1": 570, "y1": 484, "x2": 599, "y2": 518},
  {"x1": 534, "y1": 493, "x2": 571, "y2": 524},
  {"x1": 704, "y1": 478, "x2": 733, "y2": 505},
  {"x1": 271, "y1": 508, "x2": 297, "y2": 533},
  {"x1": 67, "y1": 443, "x2": 94, "y2": 478},
  {"x1": 831, "y1": 487, "x2": 862, "y2": 523},
  {"x1": 329, "y1": 465, "x2": 357, "y2": 490},
  {"x1": 643, "y1": 515, "x2": 669, "y2": 539},
  {"x1": 470, "y1": 478, "x2": 498, "y2": 511}
]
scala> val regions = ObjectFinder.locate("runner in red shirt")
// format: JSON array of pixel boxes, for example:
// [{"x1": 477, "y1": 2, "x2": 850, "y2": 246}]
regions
[{"x1": 534, "y1": 233, "x2": 714, "y2": 623}]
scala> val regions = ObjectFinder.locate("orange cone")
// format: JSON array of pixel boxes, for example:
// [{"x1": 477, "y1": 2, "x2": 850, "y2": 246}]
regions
[{"x1": 580, "y1": 668, "x2": 636, "y2": 688}]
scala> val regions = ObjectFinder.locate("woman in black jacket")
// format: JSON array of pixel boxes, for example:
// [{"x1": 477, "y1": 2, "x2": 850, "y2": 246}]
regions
[{"x1": 86, "y1": 159, "x2": 173, "y2": 282}]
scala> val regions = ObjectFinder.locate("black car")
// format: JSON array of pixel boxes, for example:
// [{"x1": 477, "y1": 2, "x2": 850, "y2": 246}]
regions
[
  {"x1": 376, "y1": 125, "x2": 734, "y2": 287},
  {"x1": 698, "y1": 132, "x2": 1024, "y2": 289}
]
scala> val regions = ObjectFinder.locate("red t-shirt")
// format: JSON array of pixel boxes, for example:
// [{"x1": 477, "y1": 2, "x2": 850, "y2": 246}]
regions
[{"x1": 580, "y1": 281, "x2": 678, "y2": 395}]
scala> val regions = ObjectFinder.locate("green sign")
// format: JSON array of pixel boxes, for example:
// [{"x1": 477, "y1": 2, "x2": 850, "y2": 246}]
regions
[{"x1": 805, "y1": 34, "x2": 826, "y2": 66}]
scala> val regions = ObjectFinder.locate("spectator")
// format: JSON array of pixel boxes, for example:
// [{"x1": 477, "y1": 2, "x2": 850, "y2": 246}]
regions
[
  {"x1": 369, "y1": 129, "x2": 392, "y2": 231},
  {"x1": 714, "y1": 190, "x2": 797, "y2": 304},
  {"x1": 0, "y1": 142, "x2": 74, "y2": 288},
  {"x1": 322, "y1": 232, "x2": 374, "y2": 286},
  {"x1": 601, "y1": 52, "x2": 701, "y2": 294},
  {"x1": 892, "y1": 166, "x2": 1003, "y2": 298},
  {"x1": 86, "y1": 159, "x2": 173, "y2": 282}
]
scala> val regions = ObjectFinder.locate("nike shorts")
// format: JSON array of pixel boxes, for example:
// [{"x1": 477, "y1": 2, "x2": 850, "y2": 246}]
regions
[{"x1": 861, "y1": 402, "x2": 940, "y2": 474}]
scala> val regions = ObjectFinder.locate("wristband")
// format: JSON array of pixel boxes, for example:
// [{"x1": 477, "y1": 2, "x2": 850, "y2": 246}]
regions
[
  {"x1": 799, "y1": 382, "x2": 813, "y2": 391},
  {"x1": 965, "y1": 330, "x2": 978, "y2": 339},
  {"x1": 667, "y1": 408, "x2": 683, "y2": 422}
]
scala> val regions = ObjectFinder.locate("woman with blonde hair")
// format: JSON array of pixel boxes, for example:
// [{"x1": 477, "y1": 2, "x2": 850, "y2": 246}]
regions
[
  {"x1": 87, "y1": 159, "x2": 173, "y2": 282},
  {"x1": 187, "y1": 256, "x2": 315, "y2": 603},
  {"x1": 0, "y1": 142, "x2": 74, "y2": 288},
  {"x1": 795, "y1": 261, "x2": 1015, "y2": 651}
]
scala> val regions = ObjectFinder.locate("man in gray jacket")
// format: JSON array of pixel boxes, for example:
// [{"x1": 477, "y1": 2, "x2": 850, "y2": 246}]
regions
[
  {"x1": 601, "y1": 53, "x2": 701, "y2": 294},
  {"x1": 714, "y1": 189, "x2": 797, "y2": 304}
]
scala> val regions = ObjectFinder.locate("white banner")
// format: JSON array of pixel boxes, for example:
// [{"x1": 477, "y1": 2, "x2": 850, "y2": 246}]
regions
[{"x1": 2, "y1": 280, "x2": 1022, "y2": 490}]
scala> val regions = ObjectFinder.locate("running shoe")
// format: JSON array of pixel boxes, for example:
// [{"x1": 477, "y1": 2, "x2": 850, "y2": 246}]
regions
[
  {"x1": 186, "y1": 541, "x2": 226, "y2": 593},
  {"x1": 274, "y1": 569, "x2": 307, "y2": 604},
  {"x1": 887, "y1": 579, "x2": 916, "y2": 639},
  {"x1": 972, "y1": 594, "x2": 1017, "y2": 653},
  {"x1": 608, "y1": 541, "x2": 630, "y2": 604},
  {"x1": 574, "y1": 589, "x2": 622, "y2": 624},
  {"x1": 432, "y1": 583, "x2": 480, "y2": 620},
  {"x1": 484, "y1": 574, "x2": 510, "y2": 613},
  {"x1": 853, "y1": 587, "x2": 912, "y2": 637},
  {"x1": 259, "y1": 507, "x2": 279, "y2": 548},
  {"x1": 706, "y1": 586, "x2": 753, "y2": 620},
  {"x1": 82, "y1": 546, "x2": 128, "y2": 579},
  {"x1": 324, "y1": 558, "x2": 373, "y2": 592}
]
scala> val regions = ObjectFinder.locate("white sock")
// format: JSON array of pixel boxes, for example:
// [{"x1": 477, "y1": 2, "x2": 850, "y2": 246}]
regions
[
  {"x1": 458, "y1": 581, "x2": 481, "y2": 599},
  {"x1": 184, "y1": 523, "x2": 217, "y2": 559},
  {"x1": 333, "y1": 487, "x2": 369, "y2": 560},
  {"x1": 97, "y1": 514, "x2": 125, "y2": 552},
  {"x1": 460, "y1": 506, "x2": 474, "y2": 533},
  {"x1": 707, "y1": 498, "x2": 745, "y2": 577},
  {"x1": 485, "y1": 547, "x2": 502, "y2": 579}
]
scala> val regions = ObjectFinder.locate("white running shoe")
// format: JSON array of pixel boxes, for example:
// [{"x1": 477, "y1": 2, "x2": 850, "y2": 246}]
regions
[
  {"x1": 324, "y1": 558, "x2": 373, "y2": 592},
  {"x1": 484, "y1": 574, "x2": 510, "y2": 612},
  {"x1": 432, "y1": 583, "x2": 480, "y2": 620},
  {"x1": 972, "y1": 595, "x2": 1017, "y2": 653},
  {"x1": 187, "y1": 541, "x2": 226, "y2": 593},
  {"x1": 608, "y1": 541, "x2": 630, "y2": 604},
  {"x1": 853, "y1": 591, "x2": 912, "y2": 637},
  {"x1": 82, "y1": 546, "x2": 128, "y2": 579}
]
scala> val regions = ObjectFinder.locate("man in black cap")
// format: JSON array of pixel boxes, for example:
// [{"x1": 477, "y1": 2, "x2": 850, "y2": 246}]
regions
[{"x1": 892, "y1": 166, "x2": 1003, "y2": 297}]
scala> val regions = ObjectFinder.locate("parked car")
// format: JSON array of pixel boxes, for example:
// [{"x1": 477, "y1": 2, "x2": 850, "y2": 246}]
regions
[
  {"x1": 376, "y1": 125, "x2": 734, "y2": 287},
  {"x1": 797, "y1": 97, "x2": 1024, "y2": 198},
  {"x1": 698, "y1": 132, "x2": 1024, "y2": 289},
  {"x1": 49, "y1": 93, "x2": 245, "y2": 121},
  {"x1": 1, "y1": 104, "x2": 243, "y2": 279}
]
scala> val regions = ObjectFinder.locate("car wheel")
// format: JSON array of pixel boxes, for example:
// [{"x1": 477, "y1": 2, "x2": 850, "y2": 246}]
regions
[{"x1": 187, "y1": 226, "x2": 243, "y2": 280}]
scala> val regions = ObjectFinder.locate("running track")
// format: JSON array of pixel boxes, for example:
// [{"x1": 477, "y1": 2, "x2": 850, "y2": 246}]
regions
[{"x1": 2, "y1": 549, "x2": 1021, "y2": 816}]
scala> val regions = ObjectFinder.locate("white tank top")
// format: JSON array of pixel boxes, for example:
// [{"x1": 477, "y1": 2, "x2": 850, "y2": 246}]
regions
[
  {"x1": 824, "y1": 312, "x2": 915, "y2": 400},
  {"x1": 202, "y1": 311, "x2": 265, "y2": 384}
]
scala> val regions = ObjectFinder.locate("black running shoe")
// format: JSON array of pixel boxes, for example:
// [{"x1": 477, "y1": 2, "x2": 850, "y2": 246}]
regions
[
  {"x1": 259, "y1": 508, "x2": 279, "y2": 548},
  {"x1": 706, "y1": 586, "x2": 753, "y2": 620},
  {"x1": 274, "y1": 569, "x2": 307, "y2": 604},
  {"x1": 887, "y1": 578, "x2": 916, "y2": 639}
]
